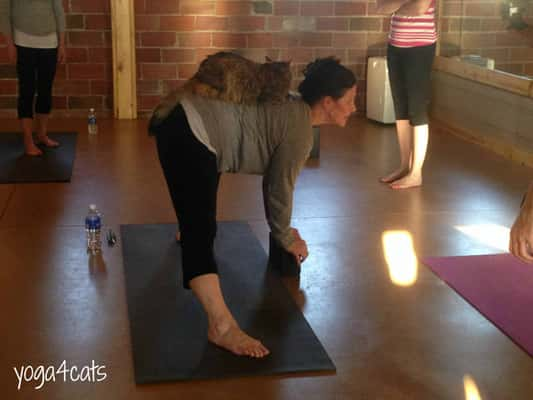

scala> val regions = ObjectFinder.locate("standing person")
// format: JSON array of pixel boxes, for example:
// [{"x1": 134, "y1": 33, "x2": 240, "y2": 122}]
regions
[
  {"x1": 0, "y1": 0, "x2": 66, "y2": 156},
  {"x1": 376, "y1": 0, "x2": 437, "y2": 189},
  {"x1": 149, "y1": 57, "x2": 357, "y2": 358}
]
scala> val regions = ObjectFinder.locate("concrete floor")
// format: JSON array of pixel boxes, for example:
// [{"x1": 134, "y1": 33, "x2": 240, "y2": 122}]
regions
[{"x1": 1, "y1": 116, "x2": 533, "y2": 399}]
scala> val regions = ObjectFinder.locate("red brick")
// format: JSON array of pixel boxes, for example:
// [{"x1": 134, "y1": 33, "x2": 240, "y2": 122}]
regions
[
  {"x1": 88, "y1": 48, "x2": 112, "y2": 63},
  {"x1": 212, "y1": 33, "x2": 247, "y2": 48},
  {"x1": 67, "y1": 15, "x2": 85, "y2": 30},
  {"x1": 137, "y1": 80, "x2": 162, "y2": 94},
  {"x1": 247, "y1": 33, "x2": 273, "y2": 48},
  {"x1": 161, "y1": 49, "x2": 195, "y2": 63},
  {"x1": 317, "y1": 48, "x2": 348, "y2": 62},
  {"x1": 137, "y1": 48, "x2": 162, "y2": 63},
  {"x1": 55, "y1": 65, "x2": 67, "y2": 80},
  {"x1": 0, "y1": 65, "x2": 17, "y2": 79},
  {"x1": 70, "y1": 0, "x2": 110, "y2": 13},
  {"x1": 160, "y1": 16, "x2": 196, "y2": 31},
  {"x1": 274, "y1": 1, "x2": 299, "y2": 16},
  {"x1": 69, "y1": 64, "x2": 106, "y2": 79},
  {"x1": 195, "y1": 48, "x2": 221, "y2": 62},
  {"x1": 442, "y1": 2, "x2": 463, "y2": 17},
  {"x1": 273, "y1": 32, "x2": 300, "y2": 48},
  {"x1": 280, "y1": 48, "x2": 314, "y2": 63},
  {"x1": 139, "y1": 95, "x2": 162, "y2": 110},
  {"x1": 366, "y1": 32, "x2": 388, "y2": 47},
  {"x1": 228, "y1": 17, "x2": 266, "y2": 31},
  {"x1": 52, "y1": 96, "x2": 67, "y2": 109},
  {"x1": 180, "y1": 1, "x2": 216, "y2": 15},
  {"x1": 465, "y1": 4, "x2": 496, "y2": 17},
  {"x1": 135, "y1": 15, "x2": 160, "y2": 31},
  {"x1": 178, "y1": 64, "x2": 198, "y2": 79},
  {"x1": 0, "y1": 47, "x2": 8, "y2": 63},
  {"x1": 179, "y1": 33, "x2": 212, "y2": 47},
  {"x1": 196, "y1": 17, "x2": 228, "y2": 31},
  {"x1": 53, "y1": 80, "x2": 91, "y2": 95},
  {"x1": 146, "y1": 0, "x2": 180, "y2": 13},
  {"x1": 317, "y1": 17, "x2": 350, "y2": 31},
  {"x1": 0, "y1": 80, "x2": 17, "y2": 95},
  {"x1": 134, "y1": 0, "x2": 146, "y2": 13},
  {"x1": 301, "y1": 2, "x2": 334, "y2": 16},
  {"x1": 335, "y1": 2, "x2": 366, "y2": 16},
  {"x1": 267, "y1": 16, "x2": 283, "y2": 31},
  {"x1": 216, "y1": 1, "x2": 252, "y2": 16},
  {"x1": 142, "y1": 64, "x2": 177, "y2": 80},
  {"x1": 332, "y1": 33, "x2": 366, "y2": 48},
  {"x1": 141, "y1": 32, "x2": 177, "y2": 47},
  {"x1": 66, "y1": 48, "x2": 88, "y2": 63},
  {"x1": 462, "y1": 32, "x2": 495, "y2": 48},
  {"x1": 300, "y1": 32, "x2": 332, "y2": 47},
  {"x1": 86, "y1": 15, "x2": 111, "y2": 30},
  {"x1": 68, "y1": 96, "x2": 104, "y2": 109},
  {"x1": 91, "y1": 80, "x2": 113, "y2": 95},
  {"x1": 69, "y1": 31, "x2": 105, "y2": 46}
]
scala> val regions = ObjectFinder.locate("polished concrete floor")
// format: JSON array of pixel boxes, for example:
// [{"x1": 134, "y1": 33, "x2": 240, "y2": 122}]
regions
[{"x1": 1, "y1": 116, "x2": 533, "y2": 399}]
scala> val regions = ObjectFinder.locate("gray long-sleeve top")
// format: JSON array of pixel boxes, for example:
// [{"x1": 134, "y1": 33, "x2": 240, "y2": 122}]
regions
[
  {"x1": 177, "y1": 94, "x2": 314, "y2": 249},
  {"x1": 0, "y1": 0, "x2": 66, "y2": 37}
]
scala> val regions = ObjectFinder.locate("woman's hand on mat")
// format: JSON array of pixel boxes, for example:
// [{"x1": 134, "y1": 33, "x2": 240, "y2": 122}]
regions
[
  {"x1": 510, "y1": 189, "x2": 533, "y2": 262},
  {"x1": 288, "y1": 238, "x2": 308, "y2": 264},
  {"x1": 57, "y1": 44, "x2": 66, "y2": 64}
]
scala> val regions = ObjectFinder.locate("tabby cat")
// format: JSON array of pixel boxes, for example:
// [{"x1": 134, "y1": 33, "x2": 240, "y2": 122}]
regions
[{"x1": 183, "y1": 52, "x2": 292, "y2": 104}]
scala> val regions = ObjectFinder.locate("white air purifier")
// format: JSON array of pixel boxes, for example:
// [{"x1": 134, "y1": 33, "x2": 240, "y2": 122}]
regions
[{"x1": 366, "y1": 57, "x2": 396, "y2": 124}]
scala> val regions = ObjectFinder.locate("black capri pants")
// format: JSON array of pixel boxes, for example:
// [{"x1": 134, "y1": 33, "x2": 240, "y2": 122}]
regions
[
  {"x1": 151, "y1": 105, "x2": 221, "y2": 289},
  {"x1": 16, "y1": 46, "x2": 58, "y2": 119},
  {"x1": 387, "y1": 43, "x2": 436, "y2": 126}
]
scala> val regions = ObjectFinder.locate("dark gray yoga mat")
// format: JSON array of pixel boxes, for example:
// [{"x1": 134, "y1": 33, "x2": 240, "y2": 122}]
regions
[
  {"x1": 120, "y1": 222, "x2": 335, "y2": 383},
  {"x1": 0, "y1": 132, "x2": 77, "y2": 183}
]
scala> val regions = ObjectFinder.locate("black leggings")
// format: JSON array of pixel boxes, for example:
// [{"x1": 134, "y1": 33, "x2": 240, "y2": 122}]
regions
[
  {"x1": 387, "y1": 43, "x2": 436, "y2": 126},
  {"x1": 16, "y1": 46, "x2": 58, "y2": 119},
  {"x1": 152, "y1": 105, "x2": 221, "y2": 289}
]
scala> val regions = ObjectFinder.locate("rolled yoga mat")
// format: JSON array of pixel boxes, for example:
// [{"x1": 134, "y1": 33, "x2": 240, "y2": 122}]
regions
[
  {"x1": 0, "y1": 132, "x2": 77, "y2": 183},
  {"x1": 423, "y1": 253, "x2": 533, "y2": 357},
  {"x1": 120, "y1": 221, "x2": 335, "y2": 383}
]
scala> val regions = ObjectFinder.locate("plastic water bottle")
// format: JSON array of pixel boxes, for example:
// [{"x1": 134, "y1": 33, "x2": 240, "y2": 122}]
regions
[
  {"x1": 85, "y1": 204, "x2": 102, "y2": 254},
  {"x1": 88, "y1": 108, "x2": 98, "y2": 135}
]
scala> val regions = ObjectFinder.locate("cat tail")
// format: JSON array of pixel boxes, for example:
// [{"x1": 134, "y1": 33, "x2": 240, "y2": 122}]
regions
[{"x1": 148, "y1": 82, "x2": 196, "y2": 135}]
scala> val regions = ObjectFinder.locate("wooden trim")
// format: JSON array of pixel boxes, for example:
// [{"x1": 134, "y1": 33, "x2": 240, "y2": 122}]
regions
[
  {"x1": 431, "y1": 116, "x2": 533, "y2": 168},
  {"x1": 433, "y1": 56, "x2": 533, "y2": 98},
  {"x1": 111, "y1": 0, "x2": 137, "y2": 119}
]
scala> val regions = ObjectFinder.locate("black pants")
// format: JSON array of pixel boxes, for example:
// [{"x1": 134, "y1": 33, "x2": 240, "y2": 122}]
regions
[
  {"x1": 152, "y1": 105, "x2": 221, "y2": 289},
  {"x1": 387, "y1": 43, "x2": 436, "y2": 126},
  {"x1": 16, "y1": 46, "x2": 58, "y2": 119}
]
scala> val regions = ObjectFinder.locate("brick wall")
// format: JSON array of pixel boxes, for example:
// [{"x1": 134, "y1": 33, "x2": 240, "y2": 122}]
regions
[
  {"x1": 0, "y1": 0, "x2": 395, "y2": 118},
  {"x1": 440, "y1": 0, "x2": 533, "y2": 76},
  {"x1": 0, "y1": 0, "x2": 112, "y2": 118},
  {"x1": 135, "y1": 0, "x2": 392, "y2": 115}
]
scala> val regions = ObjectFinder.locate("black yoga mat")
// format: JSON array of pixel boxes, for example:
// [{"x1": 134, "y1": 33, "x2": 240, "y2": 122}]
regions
[
  {"x1": 120, "y1": 222, "x2": 335, "y2": 383},
  {"x1": 0, "y1": 132, "x2": 77, "y2": 183}
]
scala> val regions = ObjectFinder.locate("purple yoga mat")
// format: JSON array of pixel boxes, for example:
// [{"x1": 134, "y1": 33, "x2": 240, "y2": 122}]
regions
[{"x1": 423, "y1": 253, "x2": 533, "y2": 357}]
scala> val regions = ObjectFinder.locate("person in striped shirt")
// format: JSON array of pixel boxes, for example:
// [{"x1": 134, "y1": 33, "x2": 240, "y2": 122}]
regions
[{"x1": 377, "y1": 0, "x2": 437, "y2": 189}]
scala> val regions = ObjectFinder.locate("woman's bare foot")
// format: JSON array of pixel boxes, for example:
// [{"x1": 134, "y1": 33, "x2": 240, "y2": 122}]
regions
[
  {"x1": 208, "y1": 318, "x2": 270, "y2": 358},
  {"x1": 36, "y1": 135, "x2": 60, "y2": 148},
  {"x1": 175, "y1": 231, "x2": 181, "y2": 242},
  {"x1": 379, "y1": 168, "x2": 409, "y2": 184},
  {"x1": 389, "y1": 174, "x2": 422, "y2": 190},
  {"x1": 24, "y1": 141, "x2": 43, "y2": 156}
]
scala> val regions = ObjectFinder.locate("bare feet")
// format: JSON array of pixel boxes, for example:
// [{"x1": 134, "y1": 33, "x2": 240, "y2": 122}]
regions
[
  {"x1": 208, "y1": 318, "x2": 270, "y2": 358},
  {"x1": 24, "y1": 140, "x2": 43, "y2": 156},
  {"x1": 36, "y1": 135, "x2": 60, "y2": 148},
  {"x1": 379, "y1": 168, "x2": 409, "y2": 184},
  {"x1": 389, "y1": 174, "x2": 422, "y2": 190},
  {"x1": 175, "y1": 231, "x2": 181, "y2": 242}
]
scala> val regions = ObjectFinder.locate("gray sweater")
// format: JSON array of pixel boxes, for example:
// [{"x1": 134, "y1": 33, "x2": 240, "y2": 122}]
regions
[
  {"x1": 181, "y1": 95, "x2": 314, "y2": 249},
  {"x1": 0, "y1": 0, "x2": 66, "y2": 37}
]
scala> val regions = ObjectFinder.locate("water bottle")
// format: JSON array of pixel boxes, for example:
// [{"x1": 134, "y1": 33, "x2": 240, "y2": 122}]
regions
[
  {"x1": 88, "y1": 108, "x2": 98, "y2": 135},
  {"x1": 85, "y1": 204, "x2": 102, "y2": 254}
]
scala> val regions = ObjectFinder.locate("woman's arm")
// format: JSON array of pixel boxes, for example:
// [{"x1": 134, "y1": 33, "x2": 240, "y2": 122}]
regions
[
  {"x1": 53, "y1": 0, "x2": 67, "y2": 63},
  {"x1": 0, "y1": 0, "x2": 15, "y2": 64},
  {"x1": 375, "y1": 0, "x2": 411, "y2": 14}
]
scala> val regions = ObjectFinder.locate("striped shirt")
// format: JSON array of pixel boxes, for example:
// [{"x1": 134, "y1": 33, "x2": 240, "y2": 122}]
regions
[{"x1": 389, "y1": 0, "x2": 437, "y2": 48}]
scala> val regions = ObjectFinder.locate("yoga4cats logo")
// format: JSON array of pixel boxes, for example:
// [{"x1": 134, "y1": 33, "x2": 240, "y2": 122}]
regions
[{"x1": 13, "y1": 360, "x2": 107, "y2": 390}]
